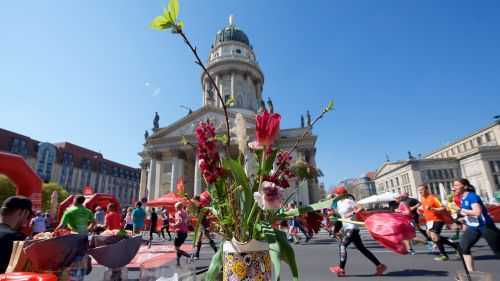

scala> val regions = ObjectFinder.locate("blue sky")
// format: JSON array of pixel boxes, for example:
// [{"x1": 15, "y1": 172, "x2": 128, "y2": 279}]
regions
[{"x1": 1, "y1": 1, "x2": 500, "y2": 190}]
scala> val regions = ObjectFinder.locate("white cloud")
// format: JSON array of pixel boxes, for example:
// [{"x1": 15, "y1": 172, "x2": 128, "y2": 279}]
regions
[{"x1": 152, "y1": 88, "x2": 161, "y2": 97}]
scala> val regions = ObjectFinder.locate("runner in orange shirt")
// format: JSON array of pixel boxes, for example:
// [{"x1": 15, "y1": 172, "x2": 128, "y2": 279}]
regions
[{"x1": 418, "y1": 184, "x2": 458, "y2": 261}]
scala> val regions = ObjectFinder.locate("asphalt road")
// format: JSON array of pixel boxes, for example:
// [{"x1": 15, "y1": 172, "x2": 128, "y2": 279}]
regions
[{"x1": 88, "y1": 227, "x2": 499, "y2": 280}]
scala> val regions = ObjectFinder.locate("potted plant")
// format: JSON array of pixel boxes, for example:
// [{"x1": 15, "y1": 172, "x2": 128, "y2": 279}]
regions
[{"x1": 150, "y1": 1, "x2": 333, "y2": 280}]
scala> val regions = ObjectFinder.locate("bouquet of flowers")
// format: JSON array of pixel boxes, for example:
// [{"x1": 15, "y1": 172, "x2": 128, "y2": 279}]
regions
[{"x1": 150, "y1": 1, "x2": 333, "y2": 280}]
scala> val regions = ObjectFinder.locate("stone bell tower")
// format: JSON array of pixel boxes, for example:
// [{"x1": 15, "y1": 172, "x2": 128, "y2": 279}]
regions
[{"x1": 202, "y1": 15, "x2": 264, "y2": 114}]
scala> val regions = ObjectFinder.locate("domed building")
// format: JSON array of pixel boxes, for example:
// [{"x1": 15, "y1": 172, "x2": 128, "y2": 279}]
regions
[{"x1": 138, "y1": 16, "x2": 322, "y2": 205}]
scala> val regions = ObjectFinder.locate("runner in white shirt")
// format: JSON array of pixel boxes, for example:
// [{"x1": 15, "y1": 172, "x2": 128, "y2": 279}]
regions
[{"x1": 330, "y1": 187, "x2": 387, "y2": 277}]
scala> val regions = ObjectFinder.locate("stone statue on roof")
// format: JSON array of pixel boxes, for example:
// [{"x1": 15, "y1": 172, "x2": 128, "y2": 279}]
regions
[
  {"x1": 153, "y1": 112, "x2": 160, "y2": 131},
  {"x1": 301, "y1": 114, "x2": 305, "y2": 128},
  {"x1": 306, "y1": 110, "x2": 312, "y2": 127},
  {"x1": 144, "y1": 130, "x2": 149, "y2": 140}
]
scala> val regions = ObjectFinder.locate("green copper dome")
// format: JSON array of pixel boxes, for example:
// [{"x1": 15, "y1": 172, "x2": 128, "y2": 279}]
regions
[
  {"x1": 215, "y1": 25, "x2": 250, "y2": 46},
  {"x1": 214, "y1": 16, "x2": 250, "y2": 47}
]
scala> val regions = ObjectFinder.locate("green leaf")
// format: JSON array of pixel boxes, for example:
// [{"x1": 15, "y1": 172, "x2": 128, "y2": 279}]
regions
[
  {"x1": 225, "y1": 96, "x2": 235, "y2": 107},
  {"x1": 261, "y1": 149, "x2": 278, "y2": 175},
  {"x1": 177, "y1": 20, "x2": 184, "y2": 30},
  {"x1": 215, "y1": 134, "x2": 228, "y2": 145},
  {"x1": 168, "y1": 0, "x2": 179, "y2": 22},
  {"x1": 275, "y1": 229, "x2": 299, "y2": 281},
  {"x1": 269, "y1": 242, "x2": 281, "y2": 281},
  {"x1": 324, "y1": 100, "x2": 334, "y2": 113},
  {"x1": 283, "y1": 197, "x2": 334, "y2": 218},
  {"x1": 149, "y1": 15, "x2": 174, "y2": 30},
  {"x1": 205, "y1": 243, "x2": 223, "y2": 281},
  {"x1": 222, "y1": 159, "x2": 250, "y2": 209}
]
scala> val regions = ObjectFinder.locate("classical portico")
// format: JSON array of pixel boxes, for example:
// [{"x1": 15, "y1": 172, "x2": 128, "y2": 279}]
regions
[{"x1": 138, "y1": 16, "x2": 322, "y2": 204}]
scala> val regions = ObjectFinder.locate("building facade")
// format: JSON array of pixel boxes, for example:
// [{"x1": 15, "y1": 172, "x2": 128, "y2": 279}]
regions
[
  {"x1": 139, "y1": 17, "x2": 322, "y2": 205},
  {"x1": 375, "y1": 121, "x2": 500, "y2": 202},
  {"x1": 0, "y1": 128, "x2": 140, "y2": 206}
]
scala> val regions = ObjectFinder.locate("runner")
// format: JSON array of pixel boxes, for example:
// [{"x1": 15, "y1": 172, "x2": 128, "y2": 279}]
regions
[
  {"x1": 160, "y1": 207, "x2": 172, "y2": 241},
  {"x1": 132, "y1": 201, "x2": 146, "y2": 234},
  {"x1": 55, "y1": 195, "x2": 95, "y2": 281},
  {"x1": 94, "y1": 206, "x2": 105, "y2": 226},
  {"x1": 395, "y1": 194, "x2": 417, "y2": 255},
  {"x1": 399, "y1": 192, "x2": 431, "y2": 244},
  {"x1": 174, "y1": 202, "x2": 191, "y2": 266},
  {"x1": 192, "y1": 196, "x2": 217, "y2": 260},
  {"x1": 124, "y1": 207, "x2": 133, "y2": 231},
  {"x1": 104, "y1": 203, "x2": 122, "y2": 230},
  {"x1": 454, "y1": 178, "x2": 500, "y2": 273},
  {"x1": 417, "y1": 184, "x2": 458, "y2": 261},
  {"x1": 148, "y1": 208, "x2": 159, "y2": 248},
  {"x1": 329, "y1": 187, "x2": 387, "y2": 277}
]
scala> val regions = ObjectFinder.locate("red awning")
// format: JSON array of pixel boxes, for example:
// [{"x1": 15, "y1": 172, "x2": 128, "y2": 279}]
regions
[{"x1": 146, "y1": 192, "x2": 187, "y2": 208}]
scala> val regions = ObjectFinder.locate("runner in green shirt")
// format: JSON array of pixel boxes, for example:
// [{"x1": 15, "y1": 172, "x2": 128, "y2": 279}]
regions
[{"x1": 56, "y1": 195, "x2": 95, "y2": 234}]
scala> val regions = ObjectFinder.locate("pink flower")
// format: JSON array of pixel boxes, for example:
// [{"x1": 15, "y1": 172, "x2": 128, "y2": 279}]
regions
[
  {"x1": 195, "y1": 121, "x2": 224, "y2": 184},
  {"x1": 256, "y1": 111, "x2": 281, "y2": 146},
  {"x1": 254, "y1": 181, "x2": 284, "y2": 210}
]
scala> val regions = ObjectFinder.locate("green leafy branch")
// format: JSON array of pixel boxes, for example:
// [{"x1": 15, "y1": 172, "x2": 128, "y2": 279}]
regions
[{"x1": 150, "y1": 0, "x2": 231, "y2": 155}]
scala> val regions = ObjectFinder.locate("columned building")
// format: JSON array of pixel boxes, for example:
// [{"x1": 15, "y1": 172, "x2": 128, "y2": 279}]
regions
[
  {"x1": 375, "y1": 120, "x2": 500, "y2": 202},
  {"x1": 139, "y1": 17, "x2": 322, "y2": 205}
]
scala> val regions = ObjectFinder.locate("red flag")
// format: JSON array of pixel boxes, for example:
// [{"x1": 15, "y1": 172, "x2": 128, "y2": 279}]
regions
[{"x1": 364, "y1": 213, "x2": 416, "y2": 255}]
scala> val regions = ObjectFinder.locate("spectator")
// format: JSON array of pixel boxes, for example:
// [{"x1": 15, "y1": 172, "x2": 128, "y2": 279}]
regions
[
  {"x1": 94, "y1": 206, "x2": 105, "y2": 225},
  {"x1": 0, "y1": 196, "x2": 33, "y2": 273},
  {"x1": 30, "y1": 211, "x2": 46, "y2": 236}
]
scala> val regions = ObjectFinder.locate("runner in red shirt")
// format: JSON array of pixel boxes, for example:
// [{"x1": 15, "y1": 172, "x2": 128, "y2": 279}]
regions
[{"x1": 105, "y1": 203, "x2": 122, "y2": 230}]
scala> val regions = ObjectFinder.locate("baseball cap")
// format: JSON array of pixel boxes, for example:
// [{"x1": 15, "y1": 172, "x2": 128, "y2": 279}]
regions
[
  {"x1": 1, "y1": 196, "x2": 34, "y2": 216},
  {"x1": 335, "y1": 187, "x2": 348, "y2": 195}
]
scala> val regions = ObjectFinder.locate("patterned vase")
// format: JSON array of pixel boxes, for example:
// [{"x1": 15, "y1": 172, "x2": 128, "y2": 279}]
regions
[{"x1": 223, "y1": 238, "x2": 272, "y2": 281}]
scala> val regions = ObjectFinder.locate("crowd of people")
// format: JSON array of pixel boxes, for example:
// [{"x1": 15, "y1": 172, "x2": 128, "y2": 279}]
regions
[{"x1": 1, "y1": 176, "x2": 499, "y2": 278}]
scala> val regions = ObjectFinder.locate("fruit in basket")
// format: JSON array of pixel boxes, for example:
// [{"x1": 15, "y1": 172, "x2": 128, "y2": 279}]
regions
[
  {"x1": 33, "y1": 232, "x2": 53, "y2": 240},
  {"x1": 53, "y1": 228, "x2": 72, "y2": 237}
]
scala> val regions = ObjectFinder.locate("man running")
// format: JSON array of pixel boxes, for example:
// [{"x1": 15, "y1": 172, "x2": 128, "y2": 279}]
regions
[
  {"x1": 329, "y1": 187, "x2": 387, "y2": 277},
  {"x1": 418, "y1": 184, "x2": 458, "y2": 261},
  {"x1": 399, "y1": 192, "x2": 431, "y2": 244},
  {"x1": 191, "y1": 196, "x2": 217, "y2": 260},
  {"x1": 132, "y1": 201, "x2": 146, "y2": 234},
  {"x1": 160, "y1": 207, "x2": 172, "y2": 241},
  {"x1": 148, "y1": 208, "x2": 159, "y2": 248}
]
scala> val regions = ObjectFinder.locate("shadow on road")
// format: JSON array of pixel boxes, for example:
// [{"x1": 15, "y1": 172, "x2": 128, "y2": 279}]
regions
[{"x1": 348, "y1": 269, "x2": 449, "y2": 278}]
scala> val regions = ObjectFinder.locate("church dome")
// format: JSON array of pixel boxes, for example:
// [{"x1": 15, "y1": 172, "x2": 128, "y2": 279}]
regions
[{"x1": 214, "y1": 16, "x2": 250, "y2": 46}]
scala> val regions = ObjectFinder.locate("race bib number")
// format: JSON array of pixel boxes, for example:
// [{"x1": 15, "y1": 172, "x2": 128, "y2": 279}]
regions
[
  {"x1": 426, "y1": 221, "x2": 434, "y2": 229},
  {"x1": 464, "y1": 216, "x2": 480, "y2": 227}
]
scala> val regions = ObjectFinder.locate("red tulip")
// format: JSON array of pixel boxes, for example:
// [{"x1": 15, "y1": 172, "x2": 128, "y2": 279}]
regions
[{"x1": 256, "y1": 111, "x2": 281, "y2": 146}]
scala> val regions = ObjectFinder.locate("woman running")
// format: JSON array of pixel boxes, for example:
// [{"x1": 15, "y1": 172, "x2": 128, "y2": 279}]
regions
[
  {"x1": 173, "y1": 202, "x2": 191, "y2": 266},
  {"x1": 454, "y1": 178, "x2": 500, "y2": 272},
  {"x1": 329, "y1": 187, "x2": 387, "y2": 277}
]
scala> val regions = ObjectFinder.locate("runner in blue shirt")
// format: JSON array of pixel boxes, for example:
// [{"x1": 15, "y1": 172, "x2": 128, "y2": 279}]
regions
[
  {"x1": 132, "y1": 201, "x2": 146, "y2": 234},
  {"x1": 454, "y1": 179, "x2": 500, "y2": 273}
]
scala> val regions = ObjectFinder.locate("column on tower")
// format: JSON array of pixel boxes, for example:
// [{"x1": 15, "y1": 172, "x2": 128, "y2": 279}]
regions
[
  {"x1": 146, "y1": 159, "x2": 157, "y2": 201},
  {"x1": 139, "y1": 162, "x2": 148, "y2": 199}
]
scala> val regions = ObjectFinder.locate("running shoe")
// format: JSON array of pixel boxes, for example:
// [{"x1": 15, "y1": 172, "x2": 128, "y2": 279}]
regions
[
  {"x1": 434, "y1": 255, "x2": 449, "y2": 261},
  {"x1": 409, "y1": 249, "x2": 417, "y2": 256},
  {"x1": 375, "y1": 264, "x2": 387, "y2": 276},
  {"x1": 427, "y1": 241, "x2": 434, "y2": 251},
  {"x1": 329, "y1": 265, "x2": 346, "y2": 277}
]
